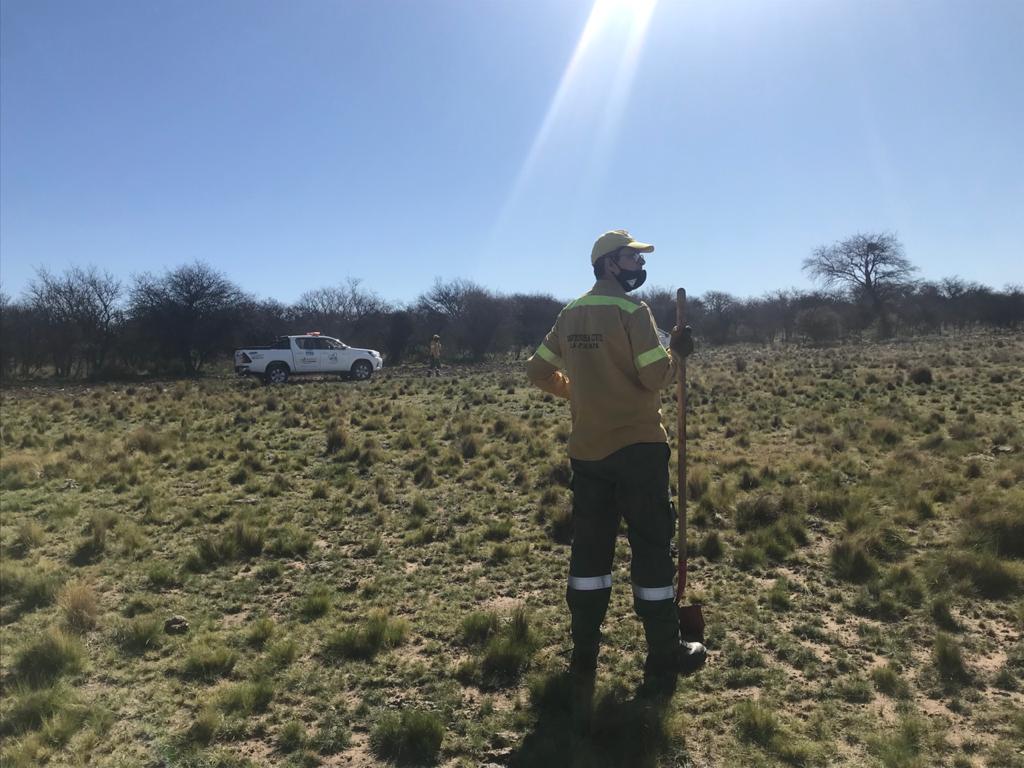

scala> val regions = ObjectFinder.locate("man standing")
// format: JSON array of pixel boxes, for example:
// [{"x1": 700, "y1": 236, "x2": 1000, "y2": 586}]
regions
[
  {"x1": 428, "y1": 334, "x2": 442, "y2": 376},
  {"x1": 526, "y1": 229, "x2": 706, "y2": 693}
]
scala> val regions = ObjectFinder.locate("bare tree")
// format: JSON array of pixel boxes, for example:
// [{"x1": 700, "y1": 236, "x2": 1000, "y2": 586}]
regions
[
  {"x1": 25, "y1": 266, "x2": 123, "y2": 376},
  {"x1": 294, "y1": 277, "x2": 383, "y2": 339},
  {"x1": 508, "y1": 292, "x2": 564, "y2": 359},
  {"x1": 803, "y1": 233, "x2": 917, "y2": 324},
  {"x1": 635, "y1": 286, "x2": 675, "y2": 331},
  {"x1": 415, "y1": 279, "x2": 504, "y2": 360},
  {"x1": 697, "y1": 290, "x2": 738, "y2": 344},
  {"x1": 129, "y1": 262, "x2": 245, "y2": 374}
]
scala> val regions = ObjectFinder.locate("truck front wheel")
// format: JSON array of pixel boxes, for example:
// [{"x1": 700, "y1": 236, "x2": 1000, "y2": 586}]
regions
[
  {"x1": 351, "y1": 360, "x2": 373, "y2": 381},
  {"x1": 265, "y1": 364, "x2": 290, "y2": 385}
]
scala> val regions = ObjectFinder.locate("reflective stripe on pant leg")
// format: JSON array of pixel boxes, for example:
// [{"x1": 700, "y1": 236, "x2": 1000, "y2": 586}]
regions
[
  {"x1": 567, "y1": 457, "x2": 618, "y2": 653},
  {"x1": 569, "y1": 574, "x2": 612, "y2": 591},
  {"x1": 615, "y1": 443, "x2": 679, "y2": 656},
  {"x1": 632, "y1": 583, "x2": 674, "y2": 601}
]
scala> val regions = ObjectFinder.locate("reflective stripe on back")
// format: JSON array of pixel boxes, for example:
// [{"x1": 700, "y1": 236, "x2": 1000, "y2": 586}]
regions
[
  {"x1": 568, "y1": 574, "x2": 612, "y2": 590},
  {"x1": 636, "y1": 345, "x2": 669, "y2": 369},
  {"x1": 565, "y1": 295, "x2": 643, "y2": 314}
]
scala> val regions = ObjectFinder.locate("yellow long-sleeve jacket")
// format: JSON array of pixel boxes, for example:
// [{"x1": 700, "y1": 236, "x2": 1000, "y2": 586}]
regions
[{"x1": 526, "y1": 278, "x2": 678, "y2": 461}]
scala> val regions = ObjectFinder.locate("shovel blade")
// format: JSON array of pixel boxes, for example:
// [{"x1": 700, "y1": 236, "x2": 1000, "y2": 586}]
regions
[{"x1": 677, "y1": 603, "x2": 705, "y2": 644}]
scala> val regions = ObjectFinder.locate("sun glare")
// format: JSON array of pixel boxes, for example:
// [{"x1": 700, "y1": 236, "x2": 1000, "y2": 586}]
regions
[{"x1": 488, "y1": 0, "x2": 660, "y2": 247}]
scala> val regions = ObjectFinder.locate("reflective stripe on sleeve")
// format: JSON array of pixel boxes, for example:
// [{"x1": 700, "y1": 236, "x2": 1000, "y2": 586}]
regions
[
  {"x1": 636, "y1": 345, "x2": 669, "y2": 369},
  {"x1": 568, "y1": 574, "x2": 612, "y2": 591},
  {"x1": 535, "y1": 343, "x2": 565, "y2": 369},
  {"x1": 632, "y1": 583, "x2": 675, "y2": 601}
]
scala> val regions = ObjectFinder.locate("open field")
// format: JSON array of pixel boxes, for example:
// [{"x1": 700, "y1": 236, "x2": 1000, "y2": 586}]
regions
[{"x1": 2, "y1": 333, "x2": 1023, "y2": 767}]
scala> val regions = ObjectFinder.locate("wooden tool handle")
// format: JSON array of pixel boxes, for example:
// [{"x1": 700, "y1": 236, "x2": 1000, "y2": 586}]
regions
[{"x1": 676, "y1": 288, "x2": 688, "y2": 594}]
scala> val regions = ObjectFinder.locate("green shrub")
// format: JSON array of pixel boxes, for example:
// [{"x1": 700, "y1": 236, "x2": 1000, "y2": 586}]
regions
[
  {"x1": 413, "y1": 462, "x2": 435, "y2": 487},
  {"x1": 735, "y1": 494, "x2": 793, "y2": 532},
  {"x1": 806, "y1": 490, "x2": 850, "y2": 519},
  {"x1": 0, "y1": 684, "x2": 72, "y2": 736},
  {"x1": 546, "y1": 504, "x2": 573, "y2": 545},
  {"x1": 13, "y1": 521, "x2": 45, "y2": 554},
  {"x1": 186, "y1": 455, "x2": 209, "y2": 471},
  {"x1": 934, "y1": 633, "x2": 971, "y2": 684},
  {"x1": 323, "y1": 611, "x2": 408, "y2": 660},
  {"x1": 112, "y1": 615, "x2": 163, "y2": 655},
  {"x1": 266, "y1": 524, "x2": 313, "y2": 558},
  {"x1": 489, "y1": 543, "x2": 512, "y2": 563},
  {"x1": 737, "y1": 468, "x2": 760, "y2": 490},
  {"x1": 687, "y1": 467, "x2": 709, "y2": 500},
  {"x1": 267, "y1": 638, "x2": 298, "y2": 668},
  {"x1": 277, "y1": 720, "x2": 306, "y2": 753},
  {"x1": 734, "y1": 699, "x2": 778, "y2": 746},
  {"x1": 359, "y1": 533, "x2": 382, "y2": 557},
  {"x1": 909, "y1": 367, "x2": 933, "y2": 385},
  {"x1": 58, "y1": 582, "x2": 98, "y2": 633},
  {"x1": 460, "y1": 611, "x2": 499, "y2": 646},
  {"x1": 246, "y1": 617, "x2": 275, "y2": 648},
  {"x1": 232, "y1": 519, "x2": 264, "y2": 557},
  {"x1": 311, "y1": 714, "x2": 351, "y2": 755},
  {"x1": 699, "y1": 530, "x2": 724, "y2": 561},
  {"x1": 868, "y1": 715, "x2": 927, "y2": 768},
  {"x1": 734, "y1": 543, "x2": 767, "y2": 571},
  {"x1": 929, "y1": 595, "x2": 961, "y2": 630},
  {"x1": 479, "y1": 609, "x2": 535, "y2": 688},
  {"x1": 13, "y1": 629, "x2": 85, "y2": 687},
  {"x1": 182, "y1": 640, "x2": 238, "y2": 680},
  {"x1": 836, "y1": 674, "x2": 873, "y2": 702},
  {"x1": 945, "y1": 550, "x2": 1022, "y2": 598},
  {"x1": 831, "y1": 538, "x2": 878, "y2": 583},
  {"x1": 218, "y1": 677, "x2": 274, "y2": 715},
  {"x1": 1, "y1": 564, "x2": 61, "y2": 613},
  {"x1": 370, "y1": 709, "x2": 444, "y2": 766},
  {"x1": 869, "y1": 419, "x2": 903, "y2": 446},
  {"x1": 410, "y1": 494, "x2": 430, "y2": 518},
  {"x1": 460, "y1": 434, "x2": 480, "y2": 460},
  {"x1": 125, "y1": 426, "x2": 167, "y2": 454},
  {"x1": 483, "y1": 519, "x2": 512, "y2": 541},
  {"x1": 185, "y1": 706, "x2": 222, "y2": 746},
  {"x1": 145, "y1": 561, "x2": 179, "y2": 590},
  {"x1": 962, "y1": 498, "x2": 1024, "y2": 558},
  {"x1": 871, "y1": 663, "x2": 911, "y2": 698},
  {"x1": 766, "y1": 578, "x2": 790, "y2": 611},
  {"x1": 298, "y1": 584, "x2": 332, "y2": 620},
  {"x1": 185, "y1": 530, "x2": 239, "y2": 572}
]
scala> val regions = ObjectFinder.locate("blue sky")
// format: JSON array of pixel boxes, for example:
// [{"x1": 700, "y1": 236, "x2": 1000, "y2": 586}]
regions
[{"x1": 2, "y1": 0, "x2": 1022, "y2": 306}]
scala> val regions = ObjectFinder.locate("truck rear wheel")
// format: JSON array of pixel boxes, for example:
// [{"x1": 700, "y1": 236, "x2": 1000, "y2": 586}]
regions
[
  {"x1": 265, "y1": 364, "x2": 289, "y2": 385},
  {"x1": 351, "y1": 360, "x2": 373, "y2": 381}
]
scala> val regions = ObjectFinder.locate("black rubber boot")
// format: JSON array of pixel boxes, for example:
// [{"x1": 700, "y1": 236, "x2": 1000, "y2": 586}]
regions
[
  {"x1": 569, "y1": 645, "x2": 599, "y2": 679},
  {"x1": 641, "y1": 641, "x2": 707, "y2": 697}
]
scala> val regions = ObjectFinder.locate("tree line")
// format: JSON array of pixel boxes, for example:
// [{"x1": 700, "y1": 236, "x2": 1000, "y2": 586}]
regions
[{"x1": 1, "y1": 233, "x2": 1021, "y2": 379}]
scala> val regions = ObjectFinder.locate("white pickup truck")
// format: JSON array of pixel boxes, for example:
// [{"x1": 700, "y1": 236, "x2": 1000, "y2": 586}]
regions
[{"x1": 234, "y1": 333, "x2": 383, "y2": 384}]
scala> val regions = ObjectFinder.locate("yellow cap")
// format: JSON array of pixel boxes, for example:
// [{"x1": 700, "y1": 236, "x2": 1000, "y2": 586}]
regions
[{"x1": 590, "y1": 229, "x2": 654, "y2": 265}]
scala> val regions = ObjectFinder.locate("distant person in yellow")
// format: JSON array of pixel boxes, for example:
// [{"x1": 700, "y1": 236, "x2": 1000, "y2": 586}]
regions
[
  {"x1": 428, "y1": 334, "x2": 442, "y2": 376},
  {"x1": 526, "y1": 229, "x2": 705, "y2": 695}
]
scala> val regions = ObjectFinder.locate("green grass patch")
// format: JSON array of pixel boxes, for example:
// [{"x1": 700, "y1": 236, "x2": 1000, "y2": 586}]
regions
[{"x1": 322, "y1": 610, "x2": 409, "y2": 661}]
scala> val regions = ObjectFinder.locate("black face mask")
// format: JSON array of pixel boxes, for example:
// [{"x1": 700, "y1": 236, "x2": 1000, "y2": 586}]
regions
[{"x1": 615, "y1": 268, "x2": 647, "y2": 292}]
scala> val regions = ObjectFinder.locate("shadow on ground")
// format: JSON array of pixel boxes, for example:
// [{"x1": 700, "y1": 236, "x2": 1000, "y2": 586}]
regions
[{"x1": 508, "y1": 672, "x2": 692, "y2": 768}]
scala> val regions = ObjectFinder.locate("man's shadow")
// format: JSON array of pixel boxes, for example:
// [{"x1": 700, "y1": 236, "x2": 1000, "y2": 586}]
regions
[{"x1": 507, "y1": 671, "x2": 691, "y2": 768}]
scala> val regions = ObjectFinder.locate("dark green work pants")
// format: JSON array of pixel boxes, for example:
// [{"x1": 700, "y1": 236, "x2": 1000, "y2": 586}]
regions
[{"x1": 567, "y1": 442, "x2": 679, "y2": 660}]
